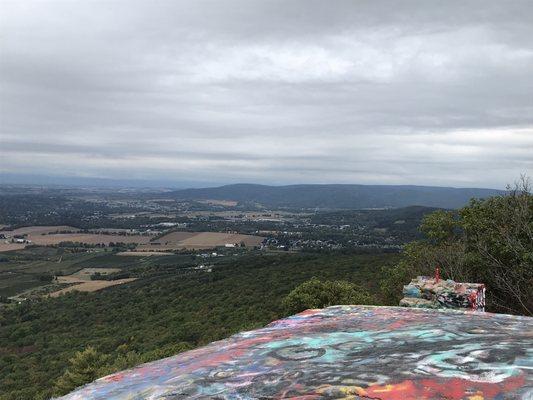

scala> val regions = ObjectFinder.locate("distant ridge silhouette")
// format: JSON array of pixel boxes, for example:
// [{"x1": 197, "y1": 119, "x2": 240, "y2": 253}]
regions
[{"x1": 168, "y1": 183, "x2": 504, "y2": 209}]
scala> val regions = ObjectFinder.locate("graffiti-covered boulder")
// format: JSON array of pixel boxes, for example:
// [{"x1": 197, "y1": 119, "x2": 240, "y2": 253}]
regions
[
  {"x1": 56, "y1": 306, "x2": 531, "y2": 400},
  {"x1": 400, "y1": 276, "x2": 486, "y2": 311}
]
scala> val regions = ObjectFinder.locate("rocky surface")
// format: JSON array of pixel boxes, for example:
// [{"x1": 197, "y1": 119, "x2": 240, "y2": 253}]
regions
[{"x1": 58, "y1": 305, "x2": 532, "y2": 400}]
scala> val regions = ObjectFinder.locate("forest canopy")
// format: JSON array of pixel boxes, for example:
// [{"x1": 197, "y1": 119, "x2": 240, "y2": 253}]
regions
[{"x1": 381, "y1": 177, "x2": 533, "y2": 315}]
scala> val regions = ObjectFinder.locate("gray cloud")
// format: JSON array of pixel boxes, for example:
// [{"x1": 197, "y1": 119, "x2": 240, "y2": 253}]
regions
[{"x1": 1, "y1": 0, "x2": 532, "y2": 188}]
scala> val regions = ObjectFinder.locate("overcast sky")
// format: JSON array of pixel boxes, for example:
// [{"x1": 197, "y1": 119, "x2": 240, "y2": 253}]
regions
[{"x1": 1, "y1": 0, "x2": 532, "y2": 189}]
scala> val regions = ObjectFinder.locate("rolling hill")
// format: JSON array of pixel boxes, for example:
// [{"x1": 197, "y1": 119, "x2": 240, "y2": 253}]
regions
[{"x1": 168, "y1": 183, "x2": 504, "y2": 209}]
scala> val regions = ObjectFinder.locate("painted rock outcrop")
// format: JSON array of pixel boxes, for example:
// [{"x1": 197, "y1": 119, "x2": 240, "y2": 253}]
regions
[
  {"x1": 58, "y1": 305, "x2": 532, "y2": 400},
  {"x1": 400, "y1": 276, "x2": 486, "y2": 311}
]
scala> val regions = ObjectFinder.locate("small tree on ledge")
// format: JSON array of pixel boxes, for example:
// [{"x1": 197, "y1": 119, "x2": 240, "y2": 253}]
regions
[{"x1": 282, "y1": 277, "x2": 374, "y2": 315}]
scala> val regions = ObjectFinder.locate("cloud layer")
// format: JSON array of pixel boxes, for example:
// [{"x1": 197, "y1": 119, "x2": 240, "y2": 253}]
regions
[{"x1": 1, "y1": 0, "x2": 532, "y2": 188}]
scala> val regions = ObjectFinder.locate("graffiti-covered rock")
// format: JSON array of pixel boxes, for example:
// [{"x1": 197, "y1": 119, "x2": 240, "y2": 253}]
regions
[
  {"x1": 57, "y1": 306, "x2": 532, "y2": 400},
  {"x1": 400, "y1": 276, "x2": 486, "y2": 311}
]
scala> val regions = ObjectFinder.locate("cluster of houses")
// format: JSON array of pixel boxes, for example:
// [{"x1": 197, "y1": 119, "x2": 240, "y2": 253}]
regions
[{"x1": 0, "y1": 232, "x2": 32, "y2": 244}]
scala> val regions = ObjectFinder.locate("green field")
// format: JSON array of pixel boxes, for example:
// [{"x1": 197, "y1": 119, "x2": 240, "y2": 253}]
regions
[
  {"x1": 0, "y1": 248, "x2": 96, "y2": 297},
  {"x1": 0, "y1": 248, "x2": 200, "y2": 298}
]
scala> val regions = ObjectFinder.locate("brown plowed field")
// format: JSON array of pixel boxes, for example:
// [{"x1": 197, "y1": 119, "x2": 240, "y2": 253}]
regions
[
  {"x1": 0, "y1": 243, "x2": 26, "y2": 252},
  {"x1": 49, "y1": 278, "x2": 137, "y2": 297},
  {"x1": 1, "y1": 226, "x2": 78, "y2": 236},
  {"x1": 151, "y1": 231, "x2": 197, "y2": 244},
  {"x1": 138, "y1": 231, "x2": 264, "y2": 250},
  {"x1": 0, "y1": 225, "x2": 153, "y2": 249},
  {"x1": 0, "y1": 226, "x2": 263, "y2": 252},
  {"x1": 30, "y1": 234, "x2": 152, "y2": 246}
]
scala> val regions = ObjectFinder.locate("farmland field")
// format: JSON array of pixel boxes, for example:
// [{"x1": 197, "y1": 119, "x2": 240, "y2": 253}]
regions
[
  {"x1": 179, "y1": 232, "x2": 263, "y2": 248},
  {"x1": 150, "y1": 231, "x2": 197, "y2": 244},
  {"x1": 69, "y1": 268, "x2": 122, "y2": 279},
  {"x1": 0, "y1": 243, "x2": 25, "y2": 252},
  {"x1": 137, "y1": 231, "x2": 264, "y2": 250},
  {"x1": 50, "y1": 275, "x2": 137, "y2": 297},
  {"x1": 1, "y1": 225, "x2": 77, "y2": 236},
  {"x1": 0, "y1": 226, "x2": 264, "y2": 298},
  {"x1": 30, "y1": 233, "x2": 152, "y2": 246},
  {"x1": 0, "y1": 226, "x2": 76, "y2": 252},
  {"x1": 0, "y1": 225, "x2": 154, "y2": 251},
  {"x1": 0, "y1": 248, "x2": 127, "y2": 297},
  {"x1": 116, "y1": 251, "x2": 174, "y2": 256},
  {"x1": 0, "y1": 247, "x2": 199, "y2": 298},
  {"x1": 1, "y1": 225, "x2": 263, "y2": 252}
]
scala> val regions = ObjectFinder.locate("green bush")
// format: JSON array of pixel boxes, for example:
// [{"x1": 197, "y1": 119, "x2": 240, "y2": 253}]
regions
[
  {"x1": 53, "y1": 347, "x2": 108, "y2": 396},
  {"x1": 380, "y1": 177, "x2": 533, "y2": 315},
  {"x1": 282, "y1": 277, "x2": 374, "y2": 315}
]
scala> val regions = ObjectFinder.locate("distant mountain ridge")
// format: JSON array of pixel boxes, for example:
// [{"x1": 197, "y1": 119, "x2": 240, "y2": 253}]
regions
[{"x1": 168, "y1": 183, "x2": 504, "y2": 209}]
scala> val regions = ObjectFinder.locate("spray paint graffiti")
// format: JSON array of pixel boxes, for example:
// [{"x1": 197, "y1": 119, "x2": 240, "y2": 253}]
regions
[
  {"x1": 400, "y1": 276, "x2": 486, "y2": 311},
  {"x1": 57, "y1": 306, "x2": 533, "y2": 400}
]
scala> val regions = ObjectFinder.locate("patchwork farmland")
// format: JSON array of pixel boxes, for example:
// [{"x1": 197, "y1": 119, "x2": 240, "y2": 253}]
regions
[
  {"x1": 1, "y1": 226, "x2": 264, "y2": 253},
  {"x1": 136, "y1": 231, "x2": 264, "y2": 251},
  {"x1": 0, "y1": 226, "x2": 264, "y2": 298},
  {"x1": 0, "y1": 226, "x2": 153, "y2": 252},
  {"x1": 0, "y1": 246, "x2": 197, "y2": 299},
  {"x1": 50, "y1": 269, "x2": 137, "y2": 297}
]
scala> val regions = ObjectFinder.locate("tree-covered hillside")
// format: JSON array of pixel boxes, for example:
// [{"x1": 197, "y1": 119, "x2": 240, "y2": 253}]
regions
[
  {"x1": 0, "y1": 252, "x2": 397, "y2": 400},
  {"x1": 381, "y1": 179, "x2": 532, "y2": 315}
]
